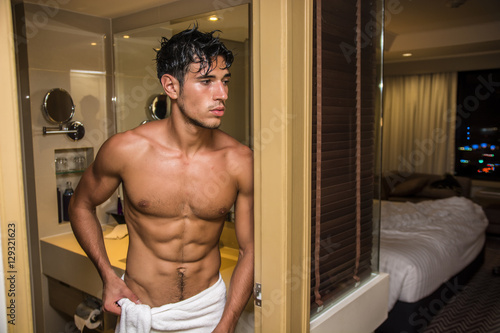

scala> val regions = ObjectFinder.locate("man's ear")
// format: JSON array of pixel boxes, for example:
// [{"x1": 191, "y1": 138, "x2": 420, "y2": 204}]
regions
[{"x1": 161, "y1": 74, "x2": 180, "y2": 100}]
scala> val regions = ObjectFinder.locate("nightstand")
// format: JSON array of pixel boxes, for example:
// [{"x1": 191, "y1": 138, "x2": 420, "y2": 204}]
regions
[{"x1": 473, "y1": 187, "x2": 500, "y2": 234}]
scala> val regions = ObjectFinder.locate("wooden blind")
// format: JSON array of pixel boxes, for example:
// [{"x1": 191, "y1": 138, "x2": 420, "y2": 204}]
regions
[{"x1": 311, "y1": 0, "x2": 377, "y2": 311}]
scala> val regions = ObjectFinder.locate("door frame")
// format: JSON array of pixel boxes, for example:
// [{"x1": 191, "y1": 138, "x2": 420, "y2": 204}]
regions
[{"x1": 252, "y1": 0, "x2": 313, "y2": 331}]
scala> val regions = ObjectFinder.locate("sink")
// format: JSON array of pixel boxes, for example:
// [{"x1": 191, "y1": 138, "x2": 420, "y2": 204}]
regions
[{"x1": 220, "y1": 256, "x2": 237, "y2": 271}]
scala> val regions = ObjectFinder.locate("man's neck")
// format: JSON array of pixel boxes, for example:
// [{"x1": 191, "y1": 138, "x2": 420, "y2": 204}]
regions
[{"x1": 166, "y1": 111, "x2": 215, "y2": 156}]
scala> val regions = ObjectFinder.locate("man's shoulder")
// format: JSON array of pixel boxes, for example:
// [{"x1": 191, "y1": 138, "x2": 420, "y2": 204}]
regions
[
  {"x1": 108, "y1": 122, "x2": 161, "y2": 147},
  {"x1": 215, "y1": 130, "x2": 252, "y2": 158},
  {"x1": 102, "y1": 131, "x2": 139, "y2": 153},
  {"x1": 214, "y1": 131, "x2": 253, "y2": 181},
  {"x1": 98, "y1": 124, "x2": 158, "y2": 162}
]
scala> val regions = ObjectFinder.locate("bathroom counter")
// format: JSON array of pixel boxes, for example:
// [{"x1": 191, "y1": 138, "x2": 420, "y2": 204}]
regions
[
  {"x1": 40, "y1": 224, "x2": 240, "y2": 300},
  {"x1": 41, "y1": 224, "x2": 128, "y2": 300}
]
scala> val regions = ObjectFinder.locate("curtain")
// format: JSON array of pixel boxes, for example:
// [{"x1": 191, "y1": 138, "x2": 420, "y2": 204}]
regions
[{"x1": 382, "y1": 72, "x2": 457, "y2": 174}]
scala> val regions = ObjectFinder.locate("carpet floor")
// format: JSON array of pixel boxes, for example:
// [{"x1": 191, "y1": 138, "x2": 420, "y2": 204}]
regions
[{"x1": 423, "y1": 236, "x2": 500, "y2": 333}]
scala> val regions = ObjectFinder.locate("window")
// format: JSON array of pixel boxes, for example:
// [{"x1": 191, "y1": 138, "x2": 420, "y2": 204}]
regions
[{"x1": 455, "y1": 68, "x2": 500, "y2": 181}]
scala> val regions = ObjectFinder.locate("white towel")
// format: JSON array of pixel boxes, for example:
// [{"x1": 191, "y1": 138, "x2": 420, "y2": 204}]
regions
[
  {"x1": 116, "y1": 301, "x2": 152, "y2": 332},
  {"x1": 116, "y1": 274, "x2": 226, "y2": 333}
]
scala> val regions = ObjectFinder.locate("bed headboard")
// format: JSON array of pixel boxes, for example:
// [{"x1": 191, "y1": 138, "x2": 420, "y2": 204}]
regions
[{"x1": 378, "y1": 171, "x2": 471, "y2": 202}]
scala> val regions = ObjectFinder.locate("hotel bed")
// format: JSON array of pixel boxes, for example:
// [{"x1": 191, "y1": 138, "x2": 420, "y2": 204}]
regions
[{"x1": 376, "y1": 196, "x2": 488, "y2": 333}]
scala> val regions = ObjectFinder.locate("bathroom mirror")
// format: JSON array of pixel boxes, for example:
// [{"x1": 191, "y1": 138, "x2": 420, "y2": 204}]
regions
[
  {"x1": 42, "y1": 88, "x2": 85, "y2": 141},
  {"x1": 113, "y1": 4, "x2": 251, "y2": 146},
  {"x1": 42, "y1": 88, "x2": 75, "y2": 124},
  {"x1": 148, "y1": 94, "x2": 170, "y2": 120}
]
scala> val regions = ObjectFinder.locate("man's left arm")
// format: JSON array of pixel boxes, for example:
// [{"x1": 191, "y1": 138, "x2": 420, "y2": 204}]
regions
[{"x1": 214, "y1": 148, "x2": 254, "y2": 333}]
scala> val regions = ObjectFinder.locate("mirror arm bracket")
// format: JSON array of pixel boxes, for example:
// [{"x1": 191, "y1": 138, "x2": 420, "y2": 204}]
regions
[
  {"x1": 43, "y1": 121, "x2": 85, "y2": 141},
  {"x1": 43, "y1": 127, "x2": 77, "y2": 134}
]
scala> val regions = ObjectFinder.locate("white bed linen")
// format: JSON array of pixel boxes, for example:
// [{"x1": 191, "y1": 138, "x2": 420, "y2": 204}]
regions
[{"x1": 379, "y1": 196, "x2": 488, "y2": 310}]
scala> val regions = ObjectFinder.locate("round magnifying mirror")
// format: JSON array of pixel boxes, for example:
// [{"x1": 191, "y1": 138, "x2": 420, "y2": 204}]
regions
[
  {"x1": 42, "y1": 88, "x2": 75, "y2": 124},
  {"x1": 148, "y1": 94, "x2": 170, "y2": 120}
]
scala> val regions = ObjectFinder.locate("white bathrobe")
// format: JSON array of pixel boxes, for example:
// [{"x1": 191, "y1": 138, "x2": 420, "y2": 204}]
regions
[{"x1": 116, "y1": 274, "x2": 226, "y2": 333}]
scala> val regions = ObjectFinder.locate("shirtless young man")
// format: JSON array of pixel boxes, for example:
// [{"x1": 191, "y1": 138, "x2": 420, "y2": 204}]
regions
[{"x1": 69, "y1": 27, "x2": 254, "y2": 332}]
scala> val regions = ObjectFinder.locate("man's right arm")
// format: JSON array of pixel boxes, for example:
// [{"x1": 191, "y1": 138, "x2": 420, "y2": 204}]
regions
[{"x1": 68, "y1": 134, "x2": 139, "y2": 315}]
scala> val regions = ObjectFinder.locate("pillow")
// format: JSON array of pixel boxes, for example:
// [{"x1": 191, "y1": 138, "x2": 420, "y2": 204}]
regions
[
  {"x1": 416, "y1": 186, "x2": 459, "y2": 199},
  {"x1": 390, "y1": 177, "x2": 428, "y2": 197},
  {"x1": 429, "y1": 173, "x2": 463, "y2": 196}
]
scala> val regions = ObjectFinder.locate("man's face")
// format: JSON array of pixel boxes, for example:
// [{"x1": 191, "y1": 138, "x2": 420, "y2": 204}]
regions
[{"x1": 177, "y1": 56, "x2": 231, "y2": 129}]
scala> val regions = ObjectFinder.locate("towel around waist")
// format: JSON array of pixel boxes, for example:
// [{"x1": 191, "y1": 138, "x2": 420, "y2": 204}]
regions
[{"x1": 116, "y1": 273, "x2": 226, "y2": 332}]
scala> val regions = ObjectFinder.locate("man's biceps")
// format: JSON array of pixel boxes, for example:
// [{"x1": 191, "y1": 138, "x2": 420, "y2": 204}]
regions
[
  {"x1": 79, "y1": 178, "x2": 119, "y2": 205},
  {"x1": 234, "y1": 214, "x2": 253, "y2": 240},
  {"x1": 236, "y1": 187, "x2": 254, "y2": 206},
  {"x1": 236, "y1": 230, "x2": 254, "y2": 253}
]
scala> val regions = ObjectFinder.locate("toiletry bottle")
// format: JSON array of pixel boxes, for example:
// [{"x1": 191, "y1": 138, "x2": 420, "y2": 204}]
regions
[
  {"x1": 117, "y1": 194, "x2": 123, "y2": 215},
  {"x1": 57, "y1": 187, "x2": 62, "y2": 223},
  {"x1": 62, "y1": 181, "x2": 74, "y2": 221}
]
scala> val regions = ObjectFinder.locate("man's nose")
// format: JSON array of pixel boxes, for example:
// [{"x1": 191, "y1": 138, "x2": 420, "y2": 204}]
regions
[{"x1": 213, "y1": 82, "x2": 228, "y2": 101}]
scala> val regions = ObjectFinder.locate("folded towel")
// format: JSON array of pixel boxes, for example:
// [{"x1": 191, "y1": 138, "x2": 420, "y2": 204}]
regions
[
  {"x1": 116, "y1": 273, "x2": 226, "y2": 333},
  {"x1": 104, "y1": 224, "x2": 128, "y2": 240}
]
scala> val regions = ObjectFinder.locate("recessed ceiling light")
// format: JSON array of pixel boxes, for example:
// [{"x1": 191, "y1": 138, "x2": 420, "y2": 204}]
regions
[
  {"x1": 209, "y1": 15, "x2": 219, "y2": 21},
  {"x1": 123, "y1": 35, "x2": 130, "y2": 39},
  {"x1": 402, "y1": 53, "x2": 413, "y2": 57},
  {"x1": 91, "y1": 42, "x2": 97, "y2": 46}
]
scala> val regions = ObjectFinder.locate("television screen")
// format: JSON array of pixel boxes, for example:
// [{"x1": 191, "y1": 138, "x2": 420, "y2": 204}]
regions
[{"x1": 455, "y1": 69, "x2": 500, "y2": 181}]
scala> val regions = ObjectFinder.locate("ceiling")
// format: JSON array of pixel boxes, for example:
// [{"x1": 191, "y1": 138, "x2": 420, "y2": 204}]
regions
[
  {"x1": 15, "y1": 0, "x2": 181, "y2": 19},
  {"x1": 387, "y1": 0, "x2": 500, "y2": 34},
  {"x1": 15, "y1": 0, "x2": 500, "y2": 63},
  {"x1": 384, "y1": 0, "x2": 500, "y2": 63},
  {"x1": 115, "y1": 5, "x2": 249, "y2": 43}
]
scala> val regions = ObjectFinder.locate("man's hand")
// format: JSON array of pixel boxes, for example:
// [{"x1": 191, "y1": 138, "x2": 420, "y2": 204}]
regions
[
  {"x1": 212, "y1": 322, "x2": 234, "y2": 333},
  {"x1": 102, "y1": 274, "x2": 140, "y2": 316}
]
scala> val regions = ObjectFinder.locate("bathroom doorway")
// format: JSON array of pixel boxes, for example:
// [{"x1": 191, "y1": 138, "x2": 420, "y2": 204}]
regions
[{"x1": 10, "y1": 1, "x2": 253, "y2": 332}]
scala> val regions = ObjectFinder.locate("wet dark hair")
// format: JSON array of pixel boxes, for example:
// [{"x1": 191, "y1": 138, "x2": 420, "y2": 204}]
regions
[{"x1": 156, "y1": 25, "x2": 234, "y2": 87}]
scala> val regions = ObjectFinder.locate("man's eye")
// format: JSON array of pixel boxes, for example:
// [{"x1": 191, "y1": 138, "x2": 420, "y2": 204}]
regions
[
  {"x1": 223, "y1": 80, "x2": 230, "y2": 85},
  {"x1": 200, "y1": 80, "x2": 211, "y2": 85}
]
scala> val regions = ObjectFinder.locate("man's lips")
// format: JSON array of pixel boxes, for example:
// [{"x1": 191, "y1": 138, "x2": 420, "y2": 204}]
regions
[{"x1": 210, "y1": 107, "x2": 225, "y2": 116}]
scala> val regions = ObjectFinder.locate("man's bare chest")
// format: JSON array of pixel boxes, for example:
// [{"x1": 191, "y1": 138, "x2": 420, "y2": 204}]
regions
[{"x1": 121, "y1": 156, "x2": 238, "y2": 221}]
